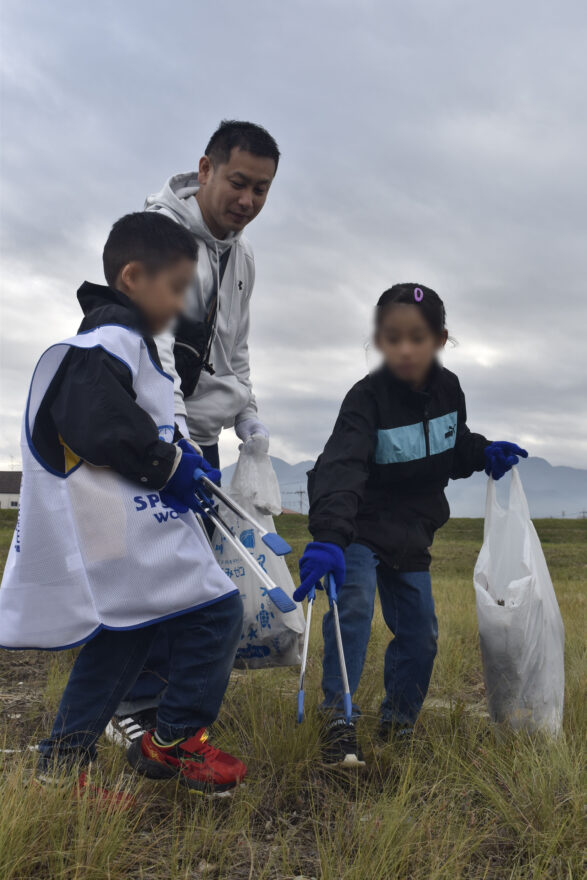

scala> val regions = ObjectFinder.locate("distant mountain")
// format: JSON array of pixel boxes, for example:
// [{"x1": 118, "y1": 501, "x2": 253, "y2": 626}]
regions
[
  {"x1": 222, "y1": 455, "x2": 587, "y2": 518},
  {"x1": 446, "y1": 457, "x2": 587, "y2": 518}
]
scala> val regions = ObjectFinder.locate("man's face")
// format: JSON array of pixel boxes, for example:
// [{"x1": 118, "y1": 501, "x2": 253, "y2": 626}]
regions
[
  {"x1": 196, "y1": 147, "x2": 276, "y2": 238},
  {"x1": 121, "y1": 257, "x2": 195, "y2": 334}
]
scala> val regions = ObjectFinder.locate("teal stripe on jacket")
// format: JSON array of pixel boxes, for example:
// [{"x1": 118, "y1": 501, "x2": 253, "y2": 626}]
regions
[
  {"x1": 375, "y1": 421, "x2": 426, "y2": 464},
  {"x1": 375, "y1": 411, "x2": 458, "y2": 464},
  {"x1": 428, "y1": 411, "x2": 457, "y2": 456}
]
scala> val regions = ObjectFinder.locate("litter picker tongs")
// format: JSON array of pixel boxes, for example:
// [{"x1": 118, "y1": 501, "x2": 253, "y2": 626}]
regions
[
  {"x1": 297, "y1": 572, "x2": 352, "y2": 725},
  {"x1": 192, "y1": 468, "x2": 297, "y2": 614}
]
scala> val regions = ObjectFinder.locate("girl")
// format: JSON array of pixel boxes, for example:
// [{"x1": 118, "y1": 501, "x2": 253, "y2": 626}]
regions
[{"x1": 293, "y1": 283, "x2": 527, "y2": 766}]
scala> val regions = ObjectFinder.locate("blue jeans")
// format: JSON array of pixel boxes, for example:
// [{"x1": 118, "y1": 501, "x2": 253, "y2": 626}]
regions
[
  {"x1": 322, "y1": 542, "x2": 438, "y2": 726},
  {"x1": 118, "y1": 443, "x2": 220, "y2": 714},
  {"x1": 38, "y1": 591, "x2": 242, "y2": 768}
]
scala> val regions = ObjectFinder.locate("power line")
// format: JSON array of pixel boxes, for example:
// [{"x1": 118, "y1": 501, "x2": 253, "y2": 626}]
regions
[{"x1": 282, "y1": 489, "x2": 307, "y2": 513}]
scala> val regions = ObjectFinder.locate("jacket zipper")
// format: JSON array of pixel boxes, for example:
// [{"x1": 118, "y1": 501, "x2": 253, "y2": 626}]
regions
[{"x1": 423, "y1": 407, "x2": 430, "y2": 456}]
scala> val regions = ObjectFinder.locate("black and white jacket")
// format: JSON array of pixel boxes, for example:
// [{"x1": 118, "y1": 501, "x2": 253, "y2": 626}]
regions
[
  {"x1": 31, "y1": 282, "x2": 179, "y2": 490},
  {"x1": 308, "y1": 363, "x2": 490, "y2": 571}
]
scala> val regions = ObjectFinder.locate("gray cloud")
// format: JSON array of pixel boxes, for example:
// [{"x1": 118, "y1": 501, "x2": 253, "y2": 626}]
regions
[{"x1": 1, "y1": 0, "x2": 586, "y2": 472}]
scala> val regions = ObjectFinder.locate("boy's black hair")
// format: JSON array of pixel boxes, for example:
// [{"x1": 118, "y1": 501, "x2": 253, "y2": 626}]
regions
[
  {"x1": 205, "y1": 120, "x2": 280, "y2": 171},
  {"x1": 376, "y1": 283, "x2": 448, "y2": 336},
  {"x1": 103, "y1": 212, "x2": 198, "y2": 287}
]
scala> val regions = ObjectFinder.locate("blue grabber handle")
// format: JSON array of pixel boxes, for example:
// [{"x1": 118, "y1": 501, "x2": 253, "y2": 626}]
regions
[
  {"x1": 297, "y1": 584, "x2": 316, "y2": 724},
  {"x1": 325, "y1": 572, "x2": 337, "y2": 605},
  {"x1": 327, "y1": 573, "x2": 353, "y2": 726},
  {"x1": 296, "y1": 691, "x2": 305, "y2": 725},
  {"x1": 192, "y1": 467, "x2": 216, "y2": 509},
  {"x1": 192, "y1": 466, "x2": 208, "y2": 487}
]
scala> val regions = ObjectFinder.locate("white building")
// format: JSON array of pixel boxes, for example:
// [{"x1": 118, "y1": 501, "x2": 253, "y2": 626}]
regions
[{"x1": 0, "y1": 472, "x2": 21, "y2": 510}]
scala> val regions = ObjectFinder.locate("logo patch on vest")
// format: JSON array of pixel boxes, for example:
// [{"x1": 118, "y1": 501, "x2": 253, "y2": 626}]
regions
[{"x1": 134, "y1": 493, "x2": 181, "y2": 522}]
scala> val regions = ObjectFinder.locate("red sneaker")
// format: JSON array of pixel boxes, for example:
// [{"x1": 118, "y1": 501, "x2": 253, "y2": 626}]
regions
[
  {"x1": 76, "y1": 771, "x2": 137, "y2": 809},
  {"x1": 34, "y1": 767, "x2": 136, "y2": 810},
  {"x1": 127, "y1": 729, "x2": 247, "y2": 795}
]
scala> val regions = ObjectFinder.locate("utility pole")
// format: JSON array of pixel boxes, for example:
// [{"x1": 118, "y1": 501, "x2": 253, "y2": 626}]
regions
[
  {"x1": 283, "y1": 489, "x2": 307, "y2": 514},
  {"x1": 294, "y1": 489, "x2": 305, "y2": 514}
]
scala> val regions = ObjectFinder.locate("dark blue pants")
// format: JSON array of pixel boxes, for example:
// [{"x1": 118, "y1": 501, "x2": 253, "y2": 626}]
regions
[
  {"x1": 38, "y1": 591, "x2": 242, "y2": 767},
  {"x1": 322, "y1": 542, "x2": 438, "y2": 726},
  {"x1": 118, "y1": 443, "x2": 220, "y2": 714}
]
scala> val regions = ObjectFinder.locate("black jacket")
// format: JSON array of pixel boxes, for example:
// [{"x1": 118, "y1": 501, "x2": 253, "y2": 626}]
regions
[
  {"x1": 308, "y1": 363, "x2": 490, "y2": 571},
  {"x1": 31, "y1": 282, "x2": 178, "y2": 490}
]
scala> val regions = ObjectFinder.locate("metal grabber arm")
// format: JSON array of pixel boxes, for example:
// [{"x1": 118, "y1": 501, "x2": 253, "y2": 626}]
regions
[
  {"x1": 192, "y1": 469, "x2": 296, "y2": 615},
  {"x1": 193, "y1": 469, "x2": 291, "y2": 556},
  {"x1": 296, "y1": 573, "x2": 352, "y2": 725},
  {"x1": 326, "y1": 573, "x2": 353, "y2": 725},
  {"x1": 296, "y1": 585, "x2": 315, "y2": 723}
]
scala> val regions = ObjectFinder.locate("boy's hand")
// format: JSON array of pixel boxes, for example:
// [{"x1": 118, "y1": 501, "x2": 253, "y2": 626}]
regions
[
  {"x1": 177, "y1": 439, "x2": 221, "y2": 486},
  {"x1": 293, "y1": 541, "x2": 346, "y2": 602},
  {"x1": 160, "y1": 441, "x2": 221, "y2": 513},
  {"x1": 484, "y1": 441, "x2": 528, "y2": 480}
]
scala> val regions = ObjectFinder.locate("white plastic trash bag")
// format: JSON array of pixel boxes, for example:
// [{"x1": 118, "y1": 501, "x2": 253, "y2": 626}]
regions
[
  {"x1": 229, "y1": 434, "x2": 282, "y2": 516},
  {"x1": 213, "y1": 493, "x2": 304, "y2": 669},
  {"x1": 473, "y1": 469, "x2": 565, "y2": 735}
]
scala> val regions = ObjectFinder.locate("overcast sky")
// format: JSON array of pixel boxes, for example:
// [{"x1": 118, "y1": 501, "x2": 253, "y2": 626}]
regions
[{"x1": 1, "y1": 0, "x2": 586, "y2": 473}]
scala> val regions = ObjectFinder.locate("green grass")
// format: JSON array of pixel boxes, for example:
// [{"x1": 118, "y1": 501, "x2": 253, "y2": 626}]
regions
[{"x1": 0, "y1": 509, "x2": 585, "y2": 879}]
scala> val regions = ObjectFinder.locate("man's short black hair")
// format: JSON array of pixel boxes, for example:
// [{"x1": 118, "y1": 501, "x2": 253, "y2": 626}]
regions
[
  {"x1": 205, "y1": 120, "x2": 280, "y2": 171},
  {"x1": 103, "y1": 212, "x2": 198, "y2": 287}
]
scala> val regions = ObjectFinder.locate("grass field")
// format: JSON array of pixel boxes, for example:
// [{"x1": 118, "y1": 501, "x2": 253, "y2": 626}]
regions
[{"x1": 0, "y1": 508, "x2": 585, "y2": 879}]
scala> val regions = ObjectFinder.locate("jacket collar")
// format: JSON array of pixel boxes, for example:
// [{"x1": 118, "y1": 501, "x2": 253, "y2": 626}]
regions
[
  {"x1": 382, "y1": 360, "x2": 444, "y2": 401},
  {"x1": 76, "y1": 281, "x2": 148, "y2": 331}
]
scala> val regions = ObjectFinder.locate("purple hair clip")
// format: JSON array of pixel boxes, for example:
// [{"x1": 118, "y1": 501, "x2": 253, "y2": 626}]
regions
[{"x1": 414, "y1": 287, "x2": 424, "y2": 302}]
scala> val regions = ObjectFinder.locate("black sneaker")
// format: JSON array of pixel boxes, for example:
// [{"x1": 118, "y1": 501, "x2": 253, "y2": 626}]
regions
[
  {"x1": 379, "y1": 720, "x2": 414, "y2": 745},
  {"x1": 104, "y1": 708, "x2": 158, "y2": 747},
  {"x1": 322, "y1": 718, "x2": 366, "y2": 768}
]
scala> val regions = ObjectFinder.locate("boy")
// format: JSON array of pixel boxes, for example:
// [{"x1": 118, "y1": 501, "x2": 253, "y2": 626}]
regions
[{"x1": 0, "y1": 212, "x2": 246, "y2": 796}]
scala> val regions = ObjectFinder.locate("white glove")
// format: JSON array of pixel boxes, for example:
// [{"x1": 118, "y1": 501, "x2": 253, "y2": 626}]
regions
[
  {"x1": 234, "y1": 418, "x2": 270, "y2": 443},
  {"x1": 240, "y1": 433, "x2": 270, "y2": 455}
]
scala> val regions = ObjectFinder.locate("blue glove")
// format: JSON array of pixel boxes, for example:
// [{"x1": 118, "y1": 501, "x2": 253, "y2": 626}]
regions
[
  {"x1": 177, "y1": 439, "x2": 221, "y2": 486},
  {"x1": 160, "y1": 441, "x2": 221, "y2": 514},
  {"x1": 484, "y1": 441, "x2": 528, "y2": 480},
  {"x1": 293, "y1": 541, "x2": 346, "y2": 603}
]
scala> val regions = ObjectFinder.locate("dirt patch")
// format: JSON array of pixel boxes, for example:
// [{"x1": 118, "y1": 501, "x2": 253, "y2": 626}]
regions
[{"x1": 0, "y1": 650, "x2": 54, "y2": 749}]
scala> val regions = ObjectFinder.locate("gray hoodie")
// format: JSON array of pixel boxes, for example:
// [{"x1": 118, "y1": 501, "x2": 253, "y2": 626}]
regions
[{"x1": 145, "y1": 172, "x2": 258, "y2": 445}]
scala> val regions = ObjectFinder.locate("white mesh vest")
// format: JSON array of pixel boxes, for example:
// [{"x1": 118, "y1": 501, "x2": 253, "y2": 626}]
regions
[{"x1": 0, "y1": 325, "x2": 237, "y2": 649}]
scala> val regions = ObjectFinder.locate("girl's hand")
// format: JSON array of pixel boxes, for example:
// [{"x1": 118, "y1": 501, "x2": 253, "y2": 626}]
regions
[
  {"x1": 484, "y1": 441, "x2": 528, "y2": 480},
  {"x1": 293, "y1": 541, "x2": 346, "y2": 602}
]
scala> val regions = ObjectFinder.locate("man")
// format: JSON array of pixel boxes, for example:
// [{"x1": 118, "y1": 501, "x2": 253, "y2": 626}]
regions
[{"x1": 106, "y1": 120, "x2": 280, "y2": 747}]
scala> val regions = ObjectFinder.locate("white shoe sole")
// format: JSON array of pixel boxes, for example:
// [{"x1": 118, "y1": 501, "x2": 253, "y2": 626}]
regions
[{"x1": 323, "y1": 753, "x2": 367, "y2": 769}]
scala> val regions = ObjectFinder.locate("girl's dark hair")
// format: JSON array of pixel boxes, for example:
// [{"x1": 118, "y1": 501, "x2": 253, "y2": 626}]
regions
[{"x1": 375, "y1": 283, "x2": 447, "y2": 336}]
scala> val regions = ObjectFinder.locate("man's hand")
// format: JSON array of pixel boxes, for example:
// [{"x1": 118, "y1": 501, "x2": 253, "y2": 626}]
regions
[
  {"x1": 235, "y1": 418, "x2": 270, "y2": 442},
  {"x1": 293, "y1": 541, "x2": 346, "y2": 603},
  {"x1": 484, "y1": 441, "x2": 528, "y2": 480}
]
